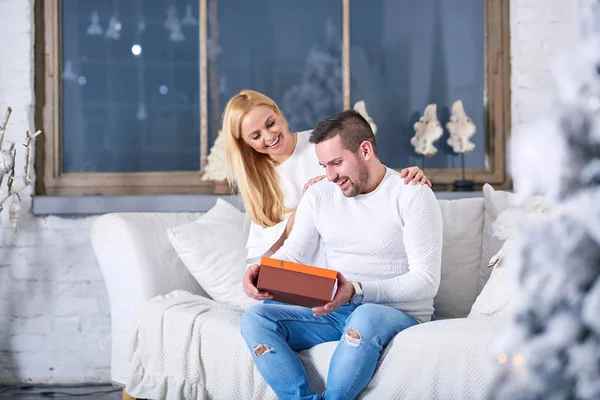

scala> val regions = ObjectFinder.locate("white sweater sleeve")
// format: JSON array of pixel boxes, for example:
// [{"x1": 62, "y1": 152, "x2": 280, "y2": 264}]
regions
[
  {"x1": 245, "y1": 218, "x2": 289, "y2": 266},
  {"x1": 271, "y1": 190, "x2": 320, "y2": 265},
  {"x1": 361, "y1": 186, "x2": 443, "y2": 304}
]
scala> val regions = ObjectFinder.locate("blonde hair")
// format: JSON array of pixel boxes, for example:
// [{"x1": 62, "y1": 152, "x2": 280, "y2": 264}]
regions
[{"x1": 223, "y1": 90, "x2": 292, "y2": 228}]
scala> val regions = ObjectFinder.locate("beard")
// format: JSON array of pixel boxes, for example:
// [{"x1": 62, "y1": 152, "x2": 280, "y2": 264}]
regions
[{"x1": 342, "y1": 161, "x2": 370, "y2": 197}]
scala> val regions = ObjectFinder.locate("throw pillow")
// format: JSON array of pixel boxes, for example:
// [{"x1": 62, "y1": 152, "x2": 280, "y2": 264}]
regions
[
  {"x1": 479, "y1": 183, "x2": 514, "y2": 293},
  {"x1": 167, "y1": 199, "x2": 258, "y2": 309},
  {"x1": 433, "y1": 198, "x2": 485, "y2": 319},
  {"x1": 469, "y1": 195, "x2": 549, "y2": 317},
  {"x1": 468, "y1": 240, "x2": 514, "y2": 317}
]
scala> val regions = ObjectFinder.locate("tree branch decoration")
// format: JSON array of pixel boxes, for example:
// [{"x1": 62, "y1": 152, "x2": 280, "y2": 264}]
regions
[{"x1": 0, "y1": 107, "x2": 42, "y2": 232}]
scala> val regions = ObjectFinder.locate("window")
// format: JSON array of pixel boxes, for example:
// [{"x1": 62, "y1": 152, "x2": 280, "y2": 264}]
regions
[{"x1": 35, "y1": 0, "x2": 510, "y2": 196}]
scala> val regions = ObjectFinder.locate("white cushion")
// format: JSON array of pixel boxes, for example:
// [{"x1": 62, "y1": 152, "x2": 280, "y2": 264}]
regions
[
  {"x1": 470, "y1": 194, "x2": 549, "y2": 317},
  {"x1": 468, "y1": 240, "x2": 513, "y2": 317},
  {"x1": 434, "y1": 198, "x2": 484, "y2": 319},
  {"x1": 479, "y1": 184, "x2": 514, "y2": 293},
  {"x1": 167, "y1": 199, "x2": 258, "y2": 308}
]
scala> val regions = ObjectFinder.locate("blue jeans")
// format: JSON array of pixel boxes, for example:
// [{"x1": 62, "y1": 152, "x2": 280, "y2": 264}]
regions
[{"x1": 240, "y1": 301, "x2": 418, "y2": 400}]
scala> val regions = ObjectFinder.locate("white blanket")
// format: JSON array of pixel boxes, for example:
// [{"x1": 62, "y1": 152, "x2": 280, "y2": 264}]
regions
[{"x1": 127, "y1": 291, "x2": 501, "y2": 400}]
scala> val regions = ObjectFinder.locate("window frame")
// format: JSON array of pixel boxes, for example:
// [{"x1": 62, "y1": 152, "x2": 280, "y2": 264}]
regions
[
  {"x1": 418, "y1": 0, "x2": 511, "y2": 189},
  {"x1": 35, "y1": 0, "x2": 510, "y2": 196}
]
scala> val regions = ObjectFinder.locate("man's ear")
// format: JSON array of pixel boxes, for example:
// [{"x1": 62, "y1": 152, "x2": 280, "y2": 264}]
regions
[{"x1": 359, "y1": 141, "x2": 374, "y2": 161}]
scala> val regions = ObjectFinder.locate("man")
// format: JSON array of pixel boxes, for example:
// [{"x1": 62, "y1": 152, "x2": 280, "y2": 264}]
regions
[{"x1": 240, "y1": 110, "x2": 443, "y2": 400}]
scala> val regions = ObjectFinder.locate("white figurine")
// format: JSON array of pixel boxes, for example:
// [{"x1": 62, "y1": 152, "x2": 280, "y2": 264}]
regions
[
  {"x1": 411, "y1": 104, "x2": 443, "y2": 157},
  {"x1": 446, "y1": 100, "x2": 476, "y2": 154},
  {"x1": 353, "y1": 100, "x2": 377, "y2": 135}
]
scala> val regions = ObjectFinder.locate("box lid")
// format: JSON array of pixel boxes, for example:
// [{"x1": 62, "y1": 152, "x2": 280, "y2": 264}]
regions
[{"x1": 260, "y1": 256, "x2": 337, "y2": 280}]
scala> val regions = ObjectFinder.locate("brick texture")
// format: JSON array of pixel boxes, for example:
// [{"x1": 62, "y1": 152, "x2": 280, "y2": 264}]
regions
[
  {"x1": 0, "y1": 0, "x2": 582, "y2": 384},
  {"x1": 510, "y1": 0, "x2": 580, "y2": 128}
]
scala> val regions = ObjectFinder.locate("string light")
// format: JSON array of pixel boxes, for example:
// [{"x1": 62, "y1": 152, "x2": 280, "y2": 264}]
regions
[
  {"x1": 497, "y1": 353, "x2": 508, "y2": 364},
  {"x1": 512, "y1": 354, "x2": 525, "y2": 367}
]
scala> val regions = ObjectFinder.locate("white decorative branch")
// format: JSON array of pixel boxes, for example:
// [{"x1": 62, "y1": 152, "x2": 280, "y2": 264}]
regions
[
  {"x1": 0, "y1": 106, "x2": 12, "y2": 148},
  {"x1": 0, "y1": 106, "x2": 43, "y2": 232}
]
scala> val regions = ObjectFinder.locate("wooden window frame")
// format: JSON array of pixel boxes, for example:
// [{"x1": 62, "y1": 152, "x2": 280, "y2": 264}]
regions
[
  {"x1": 422, "y1": 0, "x2": 509, "y2": 190},
  {"x1": 35, "y1": 0, "x2": 510, "y2": 196},
  {"x1": 35, "y1": 0, "x2": 217, "y2": 196}
]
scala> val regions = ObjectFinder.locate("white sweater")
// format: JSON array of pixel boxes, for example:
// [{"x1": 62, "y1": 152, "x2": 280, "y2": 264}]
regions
[
  {"x1": 272, "y1": 168, "x2": 443, "y2": 323},
  {"x1": 245, "y1": 130, "x2": 327, "y2": 266}
]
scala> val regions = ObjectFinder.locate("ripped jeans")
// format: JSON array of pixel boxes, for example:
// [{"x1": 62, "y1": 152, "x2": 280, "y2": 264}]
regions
[{"x1": 240, "y1": 301, "x2": 418, "y2": 400}]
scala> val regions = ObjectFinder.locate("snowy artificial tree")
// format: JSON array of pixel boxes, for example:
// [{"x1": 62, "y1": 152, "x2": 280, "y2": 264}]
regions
[
  {"x1": 281, "y1": 18, "x2": 343, "y2": 131},
  {"x1": 201, "y1": 129, "x2": 227, "y2": 182},
  {"x1": 201, "y1": 129, "x2": 230, "y2": 194},
  {"x1": 491, "y1": 3, "x2": 600, "y2": 399}
]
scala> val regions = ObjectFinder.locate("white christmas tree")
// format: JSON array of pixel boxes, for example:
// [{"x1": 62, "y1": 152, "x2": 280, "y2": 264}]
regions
[
  {"x1": 491, "y1": 2, "x2": 600, "y2": 399},
  {"x1": 281, "y1": 18, "x2": 342, "y2": 131},
  {"x1": 201, "y1": 129, "x2": 227, "y2": 182}
]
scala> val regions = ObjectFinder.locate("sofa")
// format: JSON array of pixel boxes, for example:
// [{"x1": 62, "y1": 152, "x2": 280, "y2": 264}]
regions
[{"x1": 91, "y1": 185, "x2": 516, "y2": 400}]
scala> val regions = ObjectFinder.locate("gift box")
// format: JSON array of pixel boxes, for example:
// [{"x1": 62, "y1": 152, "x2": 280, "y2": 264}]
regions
[{"x1": 257, "y1": 256, "x2": 338, "y2": 308}]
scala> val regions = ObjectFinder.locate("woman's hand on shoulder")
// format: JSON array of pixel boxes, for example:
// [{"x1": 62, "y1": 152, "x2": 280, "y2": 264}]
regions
[
  {"x1": 302, "y1": 175, "x2": 326, "y2": 194},
  {"x1": 400, "y1": 166, "x2": 431, "y2": 187}
]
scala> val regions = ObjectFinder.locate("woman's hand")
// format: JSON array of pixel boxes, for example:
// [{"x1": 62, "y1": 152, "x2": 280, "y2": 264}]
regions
[
  {"x1": 270, "y1": 175, "x2": 325, "y2": 254},
  {"x1": 243, "y1": 264, "x2": 274, "y2": 301},
  {"x1": 303, "y1": 175, "x2": 326, "y2": 194},
  {"x1": 400, "y1": 166, "x2": 432, "y2": 187},
  {"x1": 269, "y1": 211, "x2": 296, "y2": 254}
]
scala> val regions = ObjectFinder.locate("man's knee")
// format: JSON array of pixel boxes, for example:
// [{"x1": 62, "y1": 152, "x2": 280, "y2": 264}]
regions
[
  {"x1": 343, "y1": 328, "x2": 362, "y2": 347},
  {"x1": 240, "y1": 304, "x2": 268, "y2": 336},
  {"x1": 347, "y1": 304, "x2": 387, "y2": 327},
  {"x1": 240, "y1": 305, "x2": 279, "y2": 357},
  {"x1": 252, "y1": 343, "x2": 274, "y2": 356},
  {"x1": 344, "y1": 304, "x2": 406, "y2": 341}
]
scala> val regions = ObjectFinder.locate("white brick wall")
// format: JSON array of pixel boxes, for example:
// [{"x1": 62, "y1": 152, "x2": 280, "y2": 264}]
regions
[
  {"x1": 0, "y1": 0, "x2": 582, "y2": 384},
  {"x1": 0, "y1": 0, "x2": 111, "y2": 383},
  {"x1": 511, "y1": 0, "x2": 580, "y2": 127}
]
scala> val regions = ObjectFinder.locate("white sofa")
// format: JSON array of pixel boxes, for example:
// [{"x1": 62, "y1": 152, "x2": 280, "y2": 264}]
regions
[{"x1": 91, "y1": 191, "x2": 512, "y2": 400}]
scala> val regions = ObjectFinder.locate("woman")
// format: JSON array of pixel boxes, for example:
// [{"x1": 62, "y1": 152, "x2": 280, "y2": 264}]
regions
[{"x1": 223, "y1": 89, "x2": 431, "y2": 267}]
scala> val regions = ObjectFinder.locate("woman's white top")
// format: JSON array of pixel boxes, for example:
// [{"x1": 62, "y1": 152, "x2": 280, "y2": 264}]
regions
[{"x1": 245, "y1": 130, "x2": 327, "y2": 267}]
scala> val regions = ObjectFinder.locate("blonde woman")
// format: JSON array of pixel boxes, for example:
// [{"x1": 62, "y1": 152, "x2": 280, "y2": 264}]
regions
[{"x1": 223, "y1": 89, "x2": 431, "y2": 273}]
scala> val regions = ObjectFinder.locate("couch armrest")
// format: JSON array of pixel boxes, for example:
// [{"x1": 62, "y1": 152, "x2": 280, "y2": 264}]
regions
[{"x1": 91, "y1": 212, "x2": 209, "y2": 385}]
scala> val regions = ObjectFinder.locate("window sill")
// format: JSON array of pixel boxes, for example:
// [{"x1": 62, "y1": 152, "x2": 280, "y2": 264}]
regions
[
  {"x1": 32, "y1": 194, "x2": 243, "y2": 215},
  {"x1": 32, "y1": 191, "x2": 483, "y2": 216}
]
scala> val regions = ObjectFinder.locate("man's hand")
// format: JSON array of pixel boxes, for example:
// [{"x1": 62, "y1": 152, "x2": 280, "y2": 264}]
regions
[
  {"x1": 243, "y1": 264, "x2": 274, "y2": 301},
  {"x1": 312, "y1": 272, "x2": 354, "y2": 317},
  {"x1": 400, "y1": 166, "x2": 432, "y2": 187}
]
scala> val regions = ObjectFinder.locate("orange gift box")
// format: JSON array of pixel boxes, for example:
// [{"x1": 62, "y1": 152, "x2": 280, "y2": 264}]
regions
[{"x1": 256, "y1": 257, "x2": 338, "y2": 308}]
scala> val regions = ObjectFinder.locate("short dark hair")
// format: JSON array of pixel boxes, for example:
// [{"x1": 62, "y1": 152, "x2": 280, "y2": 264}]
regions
[{"x1": 309, "y1": 110, "x2": 377, "y2": 156}]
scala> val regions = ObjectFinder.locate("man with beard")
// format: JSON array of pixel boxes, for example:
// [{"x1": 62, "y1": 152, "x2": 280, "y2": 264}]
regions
[{"x1": 240, "y1": 109, "x2": 444, "y2": 400}]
